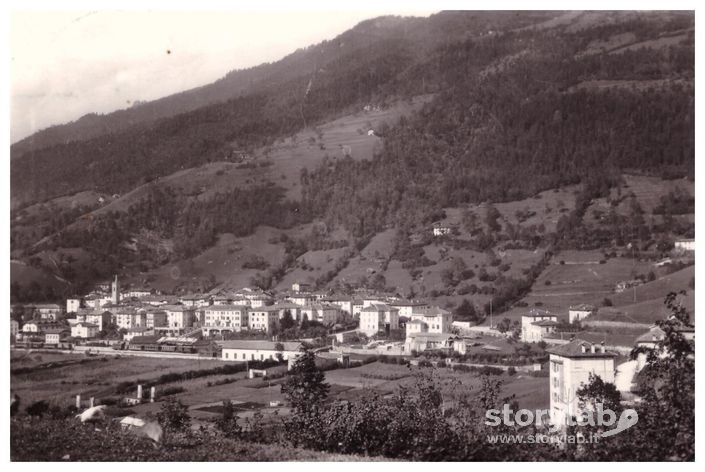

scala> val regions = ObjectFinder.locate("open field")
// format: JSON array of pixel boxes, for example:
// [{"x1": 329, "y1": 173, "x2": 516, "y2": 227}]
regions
[{"x1": 11, "y1": 353, "x2": 549, "y2": 423}]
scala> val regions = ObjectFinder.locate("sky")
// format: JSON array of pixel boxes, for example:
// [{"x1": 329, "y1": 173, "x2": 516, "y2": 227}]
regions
[{"x1": 10, "y1": 7, "x2": 435, "y2": 143}]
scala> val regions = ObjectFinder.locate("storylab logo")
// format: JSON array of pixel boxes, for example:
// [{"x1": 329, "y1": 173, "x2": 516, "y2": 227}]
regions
[{"x1": 485, "y1": 404, "x2": 639, "y2": 437}]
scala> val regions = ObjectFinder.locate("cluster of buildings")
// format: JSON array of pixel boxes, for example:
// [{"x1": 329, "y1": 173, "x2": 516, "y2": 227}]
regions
[{"x1": 11, "y1": 277, "x2": 457, "y2": 351}]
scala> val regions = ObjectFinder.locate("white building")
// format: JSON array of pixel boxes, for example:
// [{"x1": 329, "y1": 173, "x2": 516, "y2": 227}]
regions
[
  {"x1": 248, "y1": 307, "x2": 280, "y2": 333},
  {"x1": 407, "y1": 306, "x2": 452, "y2": 335},
  {"x1": 66, "y1": 298, "x2": 82, "y2": 313},
  {"x1": 125, "y1": 287, "x2": 152, "y2": 299},
  {"x1": 323, "y1": 297, "x2": 354, "y2": 315},
  {"x1": 404, "y1": 332, "x2": 464, "y2": 354},
  {"x1": 291, "y1": 282, "x2": 312, "y2": 293},
  {"x1": 300, "y1": 304, "x2": 340, "y2": 326},
  {"x1": 432, "y1": 223, "x2": 451, "y2": 237},
  {"x1": 202, "y1": 305, "x2": 249, "y2": 336},
  {"x1": 547, "y1": 339, "x2": 616, "y2": 427},
  {"x1": 568, "y1": 304, "x2": 595, "y2": 324},
  {"x1": 76, "y1": 310, "x2": 112, "y2": 332},
  {"x1": 114, "y1": 310, "x2": 147, "y2": 330},
  {"x1": 44, "y1": 328, "x2": 70, "y2": 345},
  {"x1": 674, "y1": 239, "x2": 695, "y2": 253},
  {"x1": 289, "y1": 293, "x2": 317, "y2": 306},
  {"x1": 390, "y1": 301, "x2": 430, "y2": 318},
  {"x1": 164, "y1": 306, "x2": 196, "y2": 330},
  {"x1": 123, "y1": 327, "x2": 154, "y2": 342},
  {"x1": 219, "y1": 340, "x2": 303, "y2": 362},
  {"x1": 358, "y1": 303, "x2": 400, "y2": 336},
  {"x1": 71, "y1": 323, "x2": 99, "y2": 339},
  {"x1": 521, "y1": 313, "x2": 559, "y2": 343},
  {"x1": 145, "y1": 310, "x2": 168, "y2": 329},
  {"x1": 32, "y1": 304, "x2": 62, "y2": 321}
]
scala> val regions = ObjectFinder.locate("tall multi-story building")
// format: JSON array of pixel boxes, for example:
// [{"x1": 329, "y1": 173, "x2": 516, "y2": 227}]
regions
[
  {"x1": 358, "y1": 303, "x2": 399, "y2": 337},
  {"x1": 547, "y1": 339, "x2": 616, "y2": 427},
  {"x1": 202, "y1": 305, "x2": 248, "y2": 336},
  {"x1": 247, "y1": 306, "x2": 280, "y2": 333}
]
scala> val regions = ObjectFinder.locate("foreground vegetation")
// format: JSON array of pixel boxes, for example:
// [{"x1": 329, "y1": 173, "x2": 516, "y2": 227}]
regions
[{"x1": 11, "y1": 293, "x2": 694, "y2": 461}]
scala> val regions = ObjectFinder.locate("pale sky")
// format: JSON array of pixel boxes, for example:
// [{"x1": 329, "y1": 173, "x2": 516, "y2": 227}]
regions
[{"x1": 10, "y1": 8, "x2": 435, "y2": 143}]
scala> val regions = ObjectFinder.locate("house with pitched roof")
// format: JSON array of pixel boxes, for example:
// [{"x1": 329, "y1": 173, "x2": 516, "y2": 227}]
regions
[
  {"x1": 547, "y1": 339, "x2": 616, "y2": 427},
  {"x1": 521, "y1": 312, "x2": 559, "y2": 343}
]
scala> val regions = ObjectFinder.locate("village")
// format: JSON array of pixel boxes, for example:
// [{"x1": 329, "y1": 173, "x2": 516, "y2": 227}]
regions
[{"x1": 10, "y1": 263, "x2": 695, "y2": 437}]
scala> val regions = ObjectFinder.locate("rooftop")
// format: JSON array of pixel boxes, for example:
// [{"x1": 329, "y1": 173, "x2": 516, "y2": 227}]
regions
[
  {"x1": 546, "y1": 339, "x2": 616, "y2": 358},
  {"x1": 361, "y1": 303, "x2": 397, "y2": 312},
  {"x1": 532, "y1": 320, "x2": 559, "y2": 327},
  {"x1": 206, "y1": 304, "x2": 249, "y2": 311},
  {"x1": 218, "y1": 340, "x2": 303, "y2": 351}
]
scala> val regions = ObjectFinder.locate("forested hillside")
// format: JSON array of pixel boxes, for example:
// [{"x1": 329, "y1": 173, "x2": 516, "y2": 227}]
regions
[{"x1": 10, "y1": 11, "x2": 694, "y2": 302}]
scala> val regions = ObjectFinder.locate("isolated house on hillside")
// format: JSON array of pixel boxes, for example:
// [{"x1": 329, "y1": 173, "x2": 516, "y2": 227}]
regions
[
  {"x1": 521, "y1": 313, "x2": 558, "y2": 343},
  {"x1": 568, "y1": 304, "x2": 595, "y2": 323},
  {"x1": 674, "y1": 239, "x2": 695, "y2": 253}
]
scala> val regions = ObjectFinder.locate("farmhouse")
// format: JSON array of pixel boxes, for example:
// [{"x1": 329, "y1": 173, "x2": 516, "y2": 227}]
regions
[
  {"x1": 218, "y1": 340, "x2": 303, "y2": 362},
  {"x1": 71, "y1": 322, "x2": 99, "y2": 339},
  {"x1": 547, "y1": 339, "x2": 616, "y2": 427},
  {"x1": 521, "y1": 313, "x2": 558, "y2": 343},
  {"x1": 568, "y1": 304, "x2": 595, "y2": 323},
  {"x1": 358, "y1": 303, "x2": 400, "y2": 336}
]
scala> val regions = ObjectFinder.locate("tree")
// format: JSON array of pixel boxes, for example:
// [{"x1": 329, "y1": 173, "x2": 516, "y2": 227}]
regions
[
  {"x1": 281, "y1": 349, "x2": 329, "y2": 412},
  {"x1": 215, "y1": 400, "x2": 242, "y2": 438},
  {"x1": 157, "y1": 398, "x2": 191, "y2": 438},
  {"x1": 280, "y1": 310, "x2": 295, "y2": 331},
  {"x1": 455, "y1": 298, "x2": 481, "y2": 323},
  {"x1": 576, "y1": 373, "x2": 622, "y2": 414},
  {"x1": 496, "y1": 318, "x2": 512, "y2": 334},
  {"x1": 281, "y1": 349, "x2": 330, "y2": 447},
  {"x1": 274, "y1": 342, "x2": 285, "y2": 362}
]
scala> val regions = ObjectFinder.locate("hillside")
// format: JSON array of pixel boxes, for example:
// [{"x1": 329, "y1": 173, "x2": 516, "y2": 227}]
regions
[{"x1": 10, "y1": 11, "x2": 695, "y2": 309}]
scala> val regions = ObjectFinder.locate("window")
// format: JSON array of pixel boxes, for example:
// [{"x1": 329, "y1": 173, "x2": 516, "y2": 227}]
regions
[
  {"x1": 225, "y1": 352, "x2": 229, "y2": 359},
  {"x1": 242, "y1": 353, "x2": 246, "y2": 360}
]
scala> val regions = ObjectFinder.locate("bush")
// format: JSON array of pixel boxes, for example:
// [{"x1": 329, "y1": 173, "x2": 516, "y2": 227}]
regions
[
  {"x1": 26, "y1": 400, "x2": 50, "y2": 417},
  {"x1": 603, "y1": 297, "x2": 613, "y2": 307},
  {"x1": 158, "y1": 386, "x2": 186, "y2": 398},
  {"x1": 507, "y1": 366, "x2": 517, "y2": 376}
]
